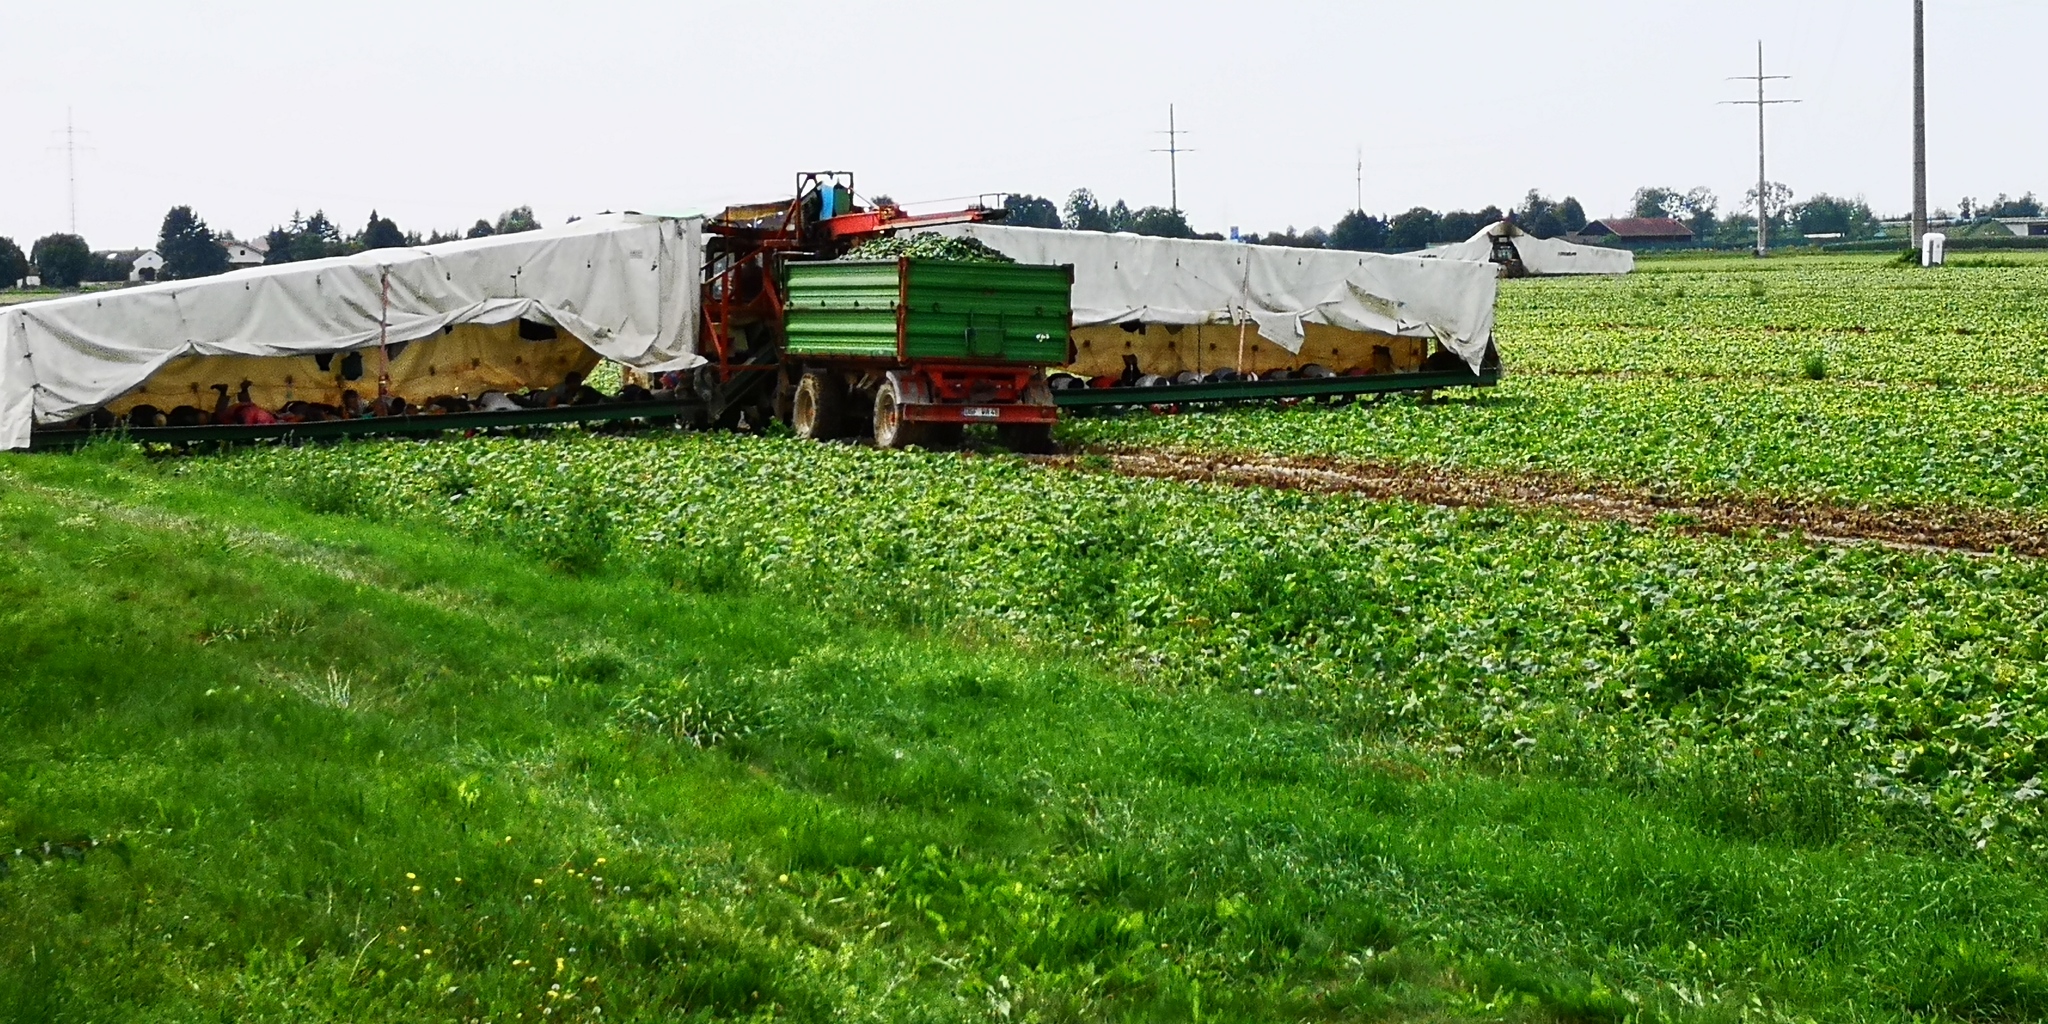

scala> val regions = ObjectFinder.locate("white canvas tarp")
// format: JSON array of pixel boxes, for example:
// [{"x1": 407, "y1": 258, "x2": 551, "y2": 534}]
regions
[
  {"x1": 1414, "y1": 220, "x2": 1635, "y2": 276},
  {"x1": 926, "y1": 224, "x2": 1499, "y2": 371},
  {"x1": 0, "y1": 213, "x2": 704, "y2": 449}
]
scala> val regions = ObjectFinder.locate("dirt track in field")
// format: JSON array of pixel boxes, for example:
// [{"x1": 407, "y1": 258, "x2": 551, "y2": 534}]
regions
[{"x1": 1053, "y1": 448, "x2": 2048, "y2": 559}]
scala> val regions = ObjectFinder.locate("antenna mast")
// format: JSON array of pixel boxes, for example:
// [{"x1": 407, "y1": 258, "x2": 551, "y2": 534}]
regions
[
  {"x1": 1356, "y1": 146, "x2": 1364, "y2": 213},
  {"x1": 1724, "y1": 43, "x2": 1800, "y2": 257},
  {"x1": 45, "y1": 109, "x2": 94, "y2": 236},
  {"x1": 1152, "y1": 105, "x2": 1195, "y2": 216}
]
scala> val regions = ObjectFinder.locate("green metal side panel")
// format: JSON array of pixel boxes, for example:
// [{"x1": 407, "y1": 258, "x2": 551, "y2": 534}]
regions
[
  {"x1": 783, "y1": 261, "x2": 903, "y2": 359},
  {"x1": 902, "y1": 261, "x2": 1071, "y2": 364},
  {"x1": 783, "y1": 259, "x2": 1072, "y2": 365}
]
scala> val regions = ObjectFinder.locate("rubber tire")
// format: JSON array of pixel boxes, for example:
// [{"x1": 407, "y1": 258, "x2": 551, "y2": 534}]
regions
[
  {"x1": 997, "y1": 423, "x2": 1055, "y2": 454},
  {"x1": 872, "y1": 386, "x2": 926, "y2": 450},
  {"x1": 792, "y1": 372, "x2": 846, "y2": 440}
]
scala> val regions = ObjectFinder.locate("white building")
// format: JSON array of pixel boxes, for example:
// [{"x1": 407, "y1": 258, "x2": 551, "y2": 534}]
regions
[
  {"x1": 1994, "y1": 218, "x2": 2048, "y2": 238},
  {"x1": 220, "y1": 238, "x2": 267, "y2": 266},
  {"x1": 130, "y1": 250, "x2": 165, "y2": 282}
]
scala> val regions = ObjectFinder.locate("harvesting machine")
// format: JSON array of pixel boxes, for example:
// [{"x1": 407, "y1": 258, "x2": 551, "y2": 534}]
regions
[
  {"x1": 693, "y1": 172, "x2": 1067, "y2": 450},
  {"x1": 8, "y1": 169, "x2": 1502, "y2": 452}
]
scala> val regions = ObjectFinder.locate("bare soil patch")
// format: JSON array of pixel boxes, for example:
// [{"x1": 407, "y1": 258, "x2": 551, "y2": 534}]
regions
[{"x1": 1054, "y1": 448, "x2": 2048, "y2": 559}]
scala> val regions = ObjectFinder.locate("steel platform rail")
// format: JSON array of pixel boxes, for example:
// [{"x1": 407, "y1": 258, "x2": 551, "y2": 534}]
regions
[
  {"x1": 1051, "y1": 367, "x2": 1502, "y2": 409},
  {"x1": 27, "y1": 399, "x2": 702, "y2": 451}
]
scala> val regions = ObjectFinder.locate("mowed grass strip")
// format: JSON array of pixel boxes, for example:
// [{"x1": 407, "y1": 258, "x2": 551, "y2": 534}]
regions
[{"x1": 2, "y1": 449, "x2": 2048, "y2": 1022}]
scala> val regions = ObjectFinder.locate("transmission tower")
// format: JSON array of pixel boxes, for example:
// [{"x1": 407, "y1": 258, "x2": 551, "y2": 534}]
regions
[
  {"x1": 46, "y1": 109, "x2": 94, "y2": 235},
  {"x1": 1724, "y1": 43, "x2": 1800, "y2": 257},
  {"x1": 1151, "y1": 105, "x2": 1195, "y2": 217}
]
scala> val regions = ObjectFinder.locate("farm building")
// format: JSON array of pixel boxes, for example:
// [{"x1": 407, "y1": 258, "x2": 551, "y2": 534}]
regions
[
  {"x1": 1408, "y1": 220, "x2": 1634, "y2": 277},
  {"x1": 222, "y1": 238, "x2": 267, "y2": 267},
  {"x1": 1991, "y1": 218, "x2": 2048, "y2": 237},
  {"x1": 1571, "y1": 218, "x2": 1695, "y2": 248}
]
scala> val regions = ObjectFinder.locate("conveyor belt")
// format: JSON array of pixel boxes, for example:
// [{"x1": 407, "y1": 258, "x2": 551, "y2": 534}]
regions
[
  {"x1": 28, "y1": 400, "x2": 701, "y2": 451},
  {"x1": 1051, "y1": 367, "x2": 1501, "y2": 409}
]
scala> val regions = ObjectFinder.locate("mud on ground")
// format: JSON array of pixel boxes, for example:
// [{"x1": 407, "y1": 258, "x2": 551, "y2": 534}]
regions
[{"x1": 1049, "y1": 448, "x2": 2048, "y2": 559}]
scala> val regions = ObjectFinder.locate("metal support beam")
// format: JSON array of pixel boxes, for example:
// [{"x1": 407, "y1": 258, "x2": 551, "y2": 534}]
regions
[{"x1": 1054, "y1": 368, "x2": 1501, "y2": 410}]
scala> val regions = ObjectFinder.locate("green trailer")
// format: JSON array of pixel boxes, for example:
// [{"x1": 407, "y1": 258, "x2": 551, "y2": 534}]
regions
[{"x1": 779, "y1": 258, "x2": 1071, "y2": 449}]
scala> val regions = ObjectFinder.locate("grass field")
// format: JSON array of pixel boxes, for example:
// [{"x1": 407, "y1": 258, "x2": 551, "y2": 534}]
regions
[{"x1": 9, "y1": 251, "x2": 2048, "y2": 1021}]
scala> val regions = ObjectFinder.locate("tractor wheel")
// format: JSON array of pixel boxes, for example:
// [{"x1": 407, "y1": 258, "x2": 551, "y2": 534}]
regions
[
  {"x1": 872, "y1": 385, "x2": 927, "y2": 450},
  {"x1": 792, "y1": 372, "x2": 847, "y2": 440},
  {"x1": 997, "y1": 423, "x2": 1055, "y2": 454}
]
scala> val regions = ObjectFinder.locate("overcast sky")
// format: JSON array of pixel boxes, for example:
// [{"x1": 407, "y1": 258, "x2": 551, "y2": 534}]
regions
[{"x1": 3, "y1": 0, "x2": 2041, "y2": 248}]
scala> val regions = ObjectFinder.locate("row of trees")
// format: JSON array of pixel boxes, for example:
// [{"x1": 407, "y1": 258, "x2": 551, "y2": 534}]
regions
[
  {"x1": 0, "y1": 234, "x2": 135, "y2": 289},
  {"x1": 262, "y1": 205, "x2": 541, "y2": 266},
  {"x1": 1629, "y1": 184, "x2": 1887, "y2": 245},
  {"x1": 985, "y1": 183, "x2": 1913, "y2": 254},
  {"x1": 0, "y1": 205, "x2": 548, "y2": 291},
  {"x1": 1957, "y1": 193, "x2": 2041, "y2": 221},
  {"x1": 996, "y1": 189, "x2": 1590, "y2": 253},
  {"x1": 5, "y1": 184, "x2": 2039, "y2": 291}
]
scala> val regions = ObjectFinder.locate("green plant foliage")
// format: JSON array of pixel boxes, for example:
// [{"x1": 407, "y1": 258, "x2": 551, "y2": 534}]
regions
[
  {"x1": 195, "y1": 433, "x2": 2048, "y2": 857},
  {"x1": 1069, "y1": 377, "x2": 2048, "y2": 512},
  {"x1": 1496, "y1": 253, "x2": 2048, "y2": 384},
  {"x1": 840, "y1": 233, "x2": 1015, "y2": 263}
]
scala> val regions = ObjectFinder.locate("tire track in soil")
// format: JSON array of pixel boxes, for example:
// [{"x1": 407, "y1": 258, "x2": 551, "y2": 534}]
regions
[{"x1": 1048, "y1": 448, "x2": 2048, "y2": 559}]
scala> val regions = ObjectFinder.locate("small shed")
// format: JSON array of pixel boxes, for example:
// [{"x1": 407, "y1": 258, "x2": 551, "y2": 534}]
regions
[{"x1": 130, "y1": 250, "x2": 165, "y2": 282}]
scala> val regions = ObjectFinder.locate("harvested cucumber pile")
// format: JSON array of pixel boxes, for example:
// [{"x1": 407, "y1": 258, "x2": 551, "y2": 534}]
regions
[{"x1": 840, "y1": 232, "x2": 1016, "y2": 263}]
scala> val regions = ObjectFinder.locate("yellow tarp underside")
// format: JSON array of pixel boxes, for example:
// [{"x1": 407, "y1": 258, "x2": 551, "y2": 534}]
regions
[
  {"x1": 1065, "y1": 323, "x2": 1425, "y2": 379},
  {"x1": 106, "y1": 323, "x2": 602, "y2": 417}
]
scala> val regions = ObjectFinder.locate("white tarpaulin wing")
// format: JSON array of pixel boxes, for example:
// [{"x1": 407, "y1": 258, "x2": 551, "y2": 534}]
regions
[
  {"x1": 1413, "y1": 220, "x2": 1635, "y2": 276},
  {"x1": 0, "y1": 214, "x2": 703, "y2": 449},
  {"x1": 926, "y1": 224, "x2": 1499, "y2": 370}
]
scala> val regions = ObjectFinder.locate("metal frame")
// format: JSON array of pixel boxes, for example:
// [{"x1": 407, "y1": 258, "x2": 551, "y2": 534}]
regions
[
  {"x1": 1052, "y1": 367, "x2": 1502, "y2": 410},
  {"x1": 29, "y1": 400, "x2": 699, "y2": 451}
]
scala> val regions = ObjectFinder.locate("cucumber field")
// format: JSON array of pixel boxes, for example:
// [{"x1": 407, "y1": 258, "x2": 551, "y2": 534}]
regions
[{"x1": 9, "y1": 251, "x2": 2048, "y2": 1021}]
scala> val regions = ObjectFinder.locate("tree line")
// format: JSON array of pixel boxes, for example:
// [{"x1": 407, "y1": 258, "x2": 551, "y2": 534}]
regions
[
  {"x1": 1, "y1": 205, "x2": 545, "y2": 290},
  {"x1": 996, "y1": 188, "x2": 1594, "y2": 252},
  {"x1": 8, "y1": 184, "x2": 2041, "y2": 292},
  {"x1": 998, "y1": 183, "x2": 2045, "y2": 253}
]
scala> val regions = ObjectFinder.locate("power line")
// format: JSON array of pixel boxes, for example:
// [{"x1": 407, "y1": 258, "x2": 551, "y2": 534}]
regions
[
  {"x1": 1723, "y1": 42, "x2": 1800, "y2": 257},
  {"x1": 1151, "y1": 104, "x2": 1195, "y2": 217}
]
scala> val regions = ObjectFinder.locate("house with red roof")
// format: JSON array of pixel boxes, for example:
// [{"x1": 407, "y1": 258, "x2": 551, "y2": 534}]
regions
[{"x1": 1571, "y1": 218, "x2": 1695, "y2": 248}]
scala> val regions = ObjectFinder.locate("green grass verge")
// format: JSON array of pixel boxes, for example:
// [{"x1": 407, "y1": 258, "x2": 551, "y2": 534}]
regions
[
  {"x1": 189, "y1": 432, "x2": 2048, "y2": 853},
  {"x1": 8, "y1": 444, "x2": 2048, "y2": 1020}
]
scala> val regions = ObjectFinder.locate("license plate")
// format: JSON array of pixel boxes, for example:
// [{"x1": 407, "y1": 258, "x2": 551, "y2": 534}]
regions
[{"x1": 963, "y1": 406, "x2": 1001, "y2": 420}]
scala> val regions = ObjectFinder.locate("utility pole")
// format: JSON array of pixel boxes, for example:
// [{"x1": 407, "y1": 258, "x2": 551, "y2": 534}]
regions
[
  {"x1": 1724, "y1": 43, "x2": 1799, "y2": 257},
  {"x1": 1913, "y1": 0, "x2": 1929, "y2": 247},
  {"x1": 1152, "y1": 104, "x2": 1194, "y2": 217}
]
